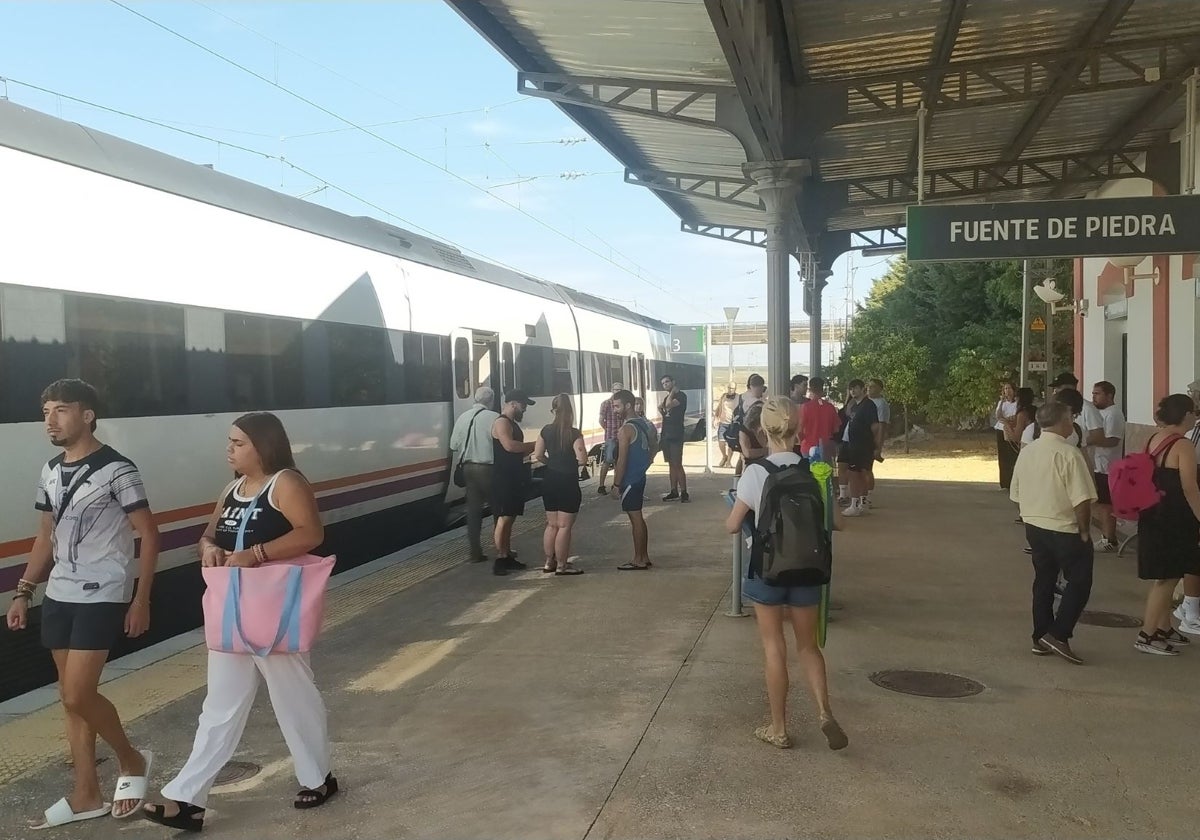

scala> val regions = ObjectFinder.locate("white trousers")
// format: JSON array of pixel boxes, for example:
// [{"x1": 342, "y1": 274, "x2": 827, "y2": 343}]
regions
[{"x1": 161, "y1": 651, "x2": 331, "y2": 808}]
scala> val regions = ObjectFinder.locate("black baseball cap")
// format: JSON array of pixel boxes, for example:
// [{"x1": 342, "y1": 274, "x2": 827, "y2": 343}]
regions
[
  {"x1": 1050, "y1": 372, "x2": 1078, "y2": 387},
  {"x1": 504, "y1": 389, "x2": 536, "y2": 406}
]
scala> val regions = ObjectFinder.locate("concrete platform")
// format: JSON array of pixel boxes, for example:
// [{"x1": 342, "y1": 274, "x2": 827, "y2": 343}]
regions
[{"x1": 0, "y1": 449, "x2": 1196, "y2": 839}]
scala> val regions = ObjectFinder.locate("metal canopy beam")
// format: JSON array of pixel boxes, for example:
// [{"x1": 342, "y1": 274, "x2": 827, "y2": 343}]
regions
[
  {"x1": 987, "y1": 0, "x2": 1135, "y2": 185},
  {"x1": 625, "y1": 169, "x2": 762, "y2": 210},
  {"x1": 836, "y1": 149, "x2": 1148, "y2": 209},
  {"x1": 704, "y1": 0, "x2": 785, "y2": 157},
  {"x1": 905, "y1": 0, "x2": 968, "y2": 172},
  {"x1": 831, "y1": 36, "x2": 1198, "y2": 124},
  {"x1": 848, "y1": 227, "x2": 907, "y2": 249},
  {"x1": 681, "y1": 221, "x2": 766, "y2": 248},
  {"x1": 517, "y1": 72, "x2": 734, "y2": 131}
]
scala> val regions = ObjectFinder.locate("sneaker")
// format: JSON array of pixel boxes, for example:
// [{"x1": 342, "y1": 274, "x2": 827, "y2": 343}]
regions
[
  {"x1": 1031, "y1": 639, "x2": 1051, "y2": 656},
  {"x1": 843, "y1": 502, "x2": 866, "y2": 517},
  {"x1": 1177, "y1": 618, "x2": 1200, "y2": 636},
  {"x1": 662, "y1": 491, "x2": 680, "y2": 502},
  {"x1": 1135, "y1": 630, "x2": 1180, "y2": 655},
  {"x1": 503, "y1": 555, "x2": 527, "y2": 570},
  {"x1": 1174, "y1": 603, "x2": 1186, "y2": 623},
  {"x1": 680, "y1": 492, "x2": 690, "y2": 503},
  {"x1": 1039, "y1": 634, "x2": 1083, "y2": 665},
  {"x1": 1096, "y1": 538, "x2": 1116, "y2": 552},
  {"x1": 597, "y1": 486, "x2": 608, "y2": 496},
  {"x1": 492, "y1": 559, "x2": 509, "y2": 577}
]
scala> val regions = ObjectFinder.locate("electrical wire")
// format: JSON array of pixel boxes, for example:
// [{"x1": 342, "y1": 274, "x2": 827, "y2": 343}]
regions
[{"x1": 107, "y1": 0, "x2": 706, "y2": 315}]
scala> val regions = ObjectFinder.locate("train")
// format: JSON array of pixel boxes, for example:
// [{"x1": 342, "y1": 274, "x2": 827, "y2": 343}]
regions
[{"x1": 0, "y1": 99, "x2": 704, "y2": 701}]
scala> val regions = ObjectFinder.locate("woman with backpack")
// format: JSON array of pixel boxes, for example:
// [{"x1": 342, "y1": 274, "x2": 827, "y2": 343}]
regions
[
  {"x1": 1133, "y1": 394, "x2": 1200, "y2": 655},
  {"x1": 738, "y1": 402, "x2": 769, "y2": 466},
  {"x1": 724, "y1": 396, "x2": 847, "y2": 752},
  {"x1": 534, "y1": 394, "x2": 588, "y2": 576}
]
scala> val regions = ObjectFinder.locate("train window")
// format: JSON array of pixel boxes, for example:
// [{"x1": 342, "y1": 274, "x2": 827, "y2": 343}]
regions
[
  {"x1": 401, "y1": 332, "x2": 450, "y2": 403},
  {"x1": 0, "y1": 288, "x2": 69, "y2": 422},
  {"x1": 552, "y1": 350, "x2": 575, "y2": 395},
  {"x1": 327, "y1": 322, "x2": 388, "y2": 406},
  {"x1": 454, "y1": 337, "x2": 470, "y2": 399},
  {"x1": 516, "y1": 344, "x2": 550, "y2": 394},
  {"x1": 501, "y1": 342, "x2": 514, "y2": 393},
  {"x1": 225, "y1": 314, "x2": 304, "y2": 411},
  {"x1": 64, "y1": 296, "x2": 186, "y2": 418}
]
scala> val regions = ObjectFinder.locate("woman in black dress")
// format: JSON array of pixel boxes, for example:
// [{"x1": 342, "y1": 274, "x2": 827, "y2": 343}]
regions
[
  {"x1": 534, "y1": 394, "x2": 587, "y2": 575},
  {"x1": 1135, "y1": 394, "x2": 1200, "y2": 655}
]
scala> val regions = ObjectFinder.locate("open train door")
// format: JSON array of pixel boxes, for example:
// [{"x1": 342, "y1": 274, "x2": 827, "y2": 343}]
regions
[
  {"x1": 629, "y1": 351, "x2": 646, "y2": 404},
  {"x1": 447, "y1": 328, "x2": 500, "y2": 508}
]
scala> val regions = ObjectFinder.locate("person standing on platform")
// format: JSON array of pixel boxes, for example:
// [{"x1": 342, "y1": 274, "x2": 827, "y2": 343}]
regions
[
  {"x1": 994, "y1": 382, "x2": 1020, "y2": 490},
  {"x1": 1089, "y1": 381, "x2": 1126, "y2": 552},
  {"x1": 734, "y1": 374, "x2": 767, "y2": 477},
  {"x1": 6, "y1": 379, "x2": 159, "y2": 828},
  {"x1": 1173, "y1": 382, "x2": 1200, "y2": 633},
  {"x1": 596, "y1": 382, "x2": 624, "y2": 496},
  {"x1": 612, "y1": 389, "x2": 657, "y2": 571},
  {"x1": 714, "y1": 383, "x2": 738, "y2": 468},
  {"x1": 724, "y1": 396, "x2": 847, "y2": 751},
  {"x1": 789, "y1": 375, "x2": 810, "y2": 407},
  {"x1": 659, "y1": 374, "x2": 689, "y2": 502},
  {"x1": 144, "y1": 412, "x2": 336, "y2": 831},
  {"x1": 1010, "y1": 400, "x2": 1097, "y2": 664},
  {"x1": 835, "y1": 380, "x2": 866, "y2": 504},
  {"x1": 1134, "y1": 395, "x2": 1200, "y2": 655},
  {"x1": 865, "y1": 378, "x2": 890, "y2": 507},
  {"x1": 491, "y1": 390, "x2": 536, "y2": 577},
  {"x1": 534, "y1": 394, "x2": 587, "y2": 576},
  {"x1": 840, "y1": 381, "x2": 880, "y2": 518},
  {"x1": 798, "y1": 377, "x2": 841, "y2": 463},
  {"x1": 449, "y1": 386, "x2": 499, "y2": 565}
]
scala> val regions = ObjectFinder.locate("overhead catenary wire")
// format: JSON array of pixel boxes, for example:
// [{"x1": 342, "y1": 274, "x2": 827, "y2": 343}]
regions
[{"x1": 107, "y1": 0, "x2": 705, "y2": 315}]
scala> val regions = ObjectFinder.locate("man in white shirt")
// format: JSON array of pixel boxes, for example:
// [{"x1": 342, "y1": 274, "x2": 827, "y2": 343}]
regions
[
  {"x1": 1088, "y1": 381, "x2": 1125, "y2": 552},
  {"x1": 449, "y1": 387, "x2": 501, "y2": 564},
  {"x1": 1051, "y1": 372, "x2": 1103, "y2": 444}
]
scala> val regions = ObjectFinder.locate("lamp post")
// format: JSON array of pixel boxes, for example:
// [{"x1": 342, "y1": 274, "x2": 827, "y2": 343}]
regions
[{"x1": 723, "y1": 306, "x2": 739, "y2": 390}]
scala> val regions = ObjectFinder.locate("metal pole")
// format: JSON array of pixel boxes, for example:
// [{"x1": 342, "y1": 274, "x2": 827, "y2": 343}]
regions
[
  {"x1": 723, "y1": 306, "x2": 738, "y2": 390},
  {"x1": 726, "y1": 531, "x2": 746, "y2": 617},
  {"x1": 1044, "y1": 299, "x2": 1054, "y2": 401},
  {"x1": 1019, "y1": 259, "x2": 1030, "y2": 387},
  {"x1": 704, "y1": 325, "x2": 713, "y2": 475},
  {"x1": 917, "y1": 102, "x2": 928, "y2": 204},
  {"x1": 1185, "y1": 67, "x2": 1198, "y2": 194}
]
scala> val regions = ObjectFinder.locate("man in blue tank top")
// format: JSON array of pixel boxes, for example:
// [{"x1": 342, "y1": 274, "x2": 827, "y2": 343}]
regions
[{"x1": 611, "y1": 389, "x2": 657, "y2": 570}]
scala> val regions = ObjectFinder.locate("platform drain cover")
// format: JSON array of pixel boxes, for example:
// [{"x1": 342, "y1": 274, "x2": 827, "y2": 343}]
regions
[
  {"x1": 869, "y1": 670, "x2": 984, "y2": 698},
  {"x1": 1078, "y1": 610, "x2": 1142, "y2": 628},
  {"x1": 214, "y1": 761, "x2": 261, "y2": 786}
]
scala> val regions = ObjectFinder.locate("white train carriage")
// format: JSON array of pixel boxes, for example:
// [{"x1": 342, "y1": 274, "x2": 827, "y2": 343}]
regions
[{"x1": 0, "y1": 99, "x2": 702, "y2": 700}]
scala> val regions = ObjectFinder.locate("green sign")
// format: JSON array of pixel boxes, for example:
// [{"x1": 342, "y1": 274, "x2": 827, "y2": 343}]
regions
[{"x1": 669, "y1": 325, "x2": 705, "y2": 354}]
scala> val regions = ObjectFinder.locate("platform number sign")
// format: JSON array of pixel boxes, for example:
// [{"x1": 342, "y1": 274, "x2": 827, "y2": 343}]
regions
[{"x1": 669, "y1": 325, "x2": 705, "y2": 355}]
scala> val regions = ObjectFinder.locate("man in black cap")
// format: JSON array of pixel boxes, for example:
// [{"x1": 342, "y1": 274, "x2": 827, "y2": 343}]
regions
[
  {"x1": 490, "y1": 390, "x2": 536, "y2": 576},
  {"x1": 1051, "y1": 371, "x2": 1104, "y2": 446}
]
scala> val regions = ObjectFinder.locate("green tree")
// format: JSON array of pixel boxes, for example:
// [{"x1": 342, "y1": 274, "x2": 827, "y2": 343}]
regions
[{"x1": 842, "y1": 323, "x2": 930, "y2": 452}]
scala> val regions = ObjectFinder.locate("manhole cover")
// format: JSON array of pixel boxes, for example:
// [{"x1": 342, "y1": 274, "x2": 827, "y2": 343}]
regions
[
  {"x1": 214, "y1": 761, "x2": 261, "y2": 786},
  {"x1": 1079, "y1": 610, "x2": 1142, "y2": 627},
  {"x1": 869, "y1": 670, "x2": 985, "y2": 698}
]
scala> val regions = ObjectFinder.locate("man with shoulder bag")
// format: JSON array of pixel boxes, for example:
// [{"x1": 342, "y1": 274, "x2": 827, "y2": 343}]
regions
[{"x1": 450, "y1": 387, "x2": 500, "y2": 564}]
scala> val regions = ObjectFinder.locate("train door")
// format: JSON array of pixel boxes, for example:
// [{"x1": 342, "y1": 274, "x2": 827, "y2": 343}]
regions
[
  {"x1": 449, "y1": 329, "x2": 500, "y2": 503},
  {"x1": 629, "y1": 352, "x2": 645, "y2": 402}
]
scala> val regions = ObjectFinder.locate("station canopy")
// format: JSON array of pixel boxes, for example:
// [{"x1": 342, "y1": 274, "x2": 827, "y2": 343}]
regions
[{"x1": 450, "y1": 0, "x2": 1200, "y2": 273}]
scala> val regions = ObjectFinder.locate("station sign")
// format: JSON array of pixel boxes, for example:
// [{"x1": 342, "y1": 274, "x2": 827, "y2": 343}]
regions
[
  {"x1": 669, "y1": 324, "x2": 705, "y2": 354},
  {"x1": 1028, "y1": 361, "x2": 1048, "y2": 372},
  {"x1": 906, "y1": 195, "x2": 1200, "y2": 261}
]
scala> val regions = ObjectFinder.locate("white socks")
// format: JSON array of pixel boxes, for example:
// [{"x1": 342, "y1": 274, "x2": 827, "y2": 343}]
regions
[
  {"x1": 1185, "y1": 596, "x2": 1200, "y2": 623},
  {"x1": 839, "y1": 485, "x2": 849, "y2": 500}
]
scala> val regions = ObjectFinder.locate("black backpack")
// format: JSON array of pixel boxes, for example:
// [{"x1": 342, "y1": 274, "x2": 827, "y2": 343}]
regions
[
  {"x1": 722, "y1": 396, "x2": 745, "y2": 453},
  {"x1": 749, "y1": 461, "x2": 832, "y2": 587}
]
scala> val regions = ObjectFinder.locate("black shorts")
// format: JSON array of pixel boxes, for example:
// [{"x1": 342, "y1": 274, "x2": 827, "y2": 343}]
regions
[
  {"x1": 619, "y1": 480, "x2": 646, "y2": 512},
  {"x1": 40, "y1": 597, "x2": 126, "y2": 651},
  {"x1": 844, "y1": 440, "x2": 875, "y2": 472},
  {"x1": 1094, "y1": 472, "x2": 1112, "y2": 505},
  {"x1": 543, "y1": 472, "x2": 582, "y2": 514},
  {"x1": 491, "y1": 480, "x2": 526, "y2": 518},
  {"x1": 661, "y1": 438, "x2": 684, "y2": 463}
]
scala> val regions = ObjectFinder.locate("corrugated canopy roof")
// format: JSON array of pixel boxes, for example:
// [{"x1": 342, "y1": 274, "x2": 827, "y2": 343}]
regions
[{"x1": 449, "y1": 0, "x2": 1200, "y2": 267}]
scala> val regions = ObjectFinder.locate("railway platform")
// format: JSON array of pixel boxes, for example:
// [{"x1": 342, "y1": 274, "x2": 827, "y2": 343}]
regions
[{"x1": 0, "y1": 444, "x2": 1197, "y2": 839}]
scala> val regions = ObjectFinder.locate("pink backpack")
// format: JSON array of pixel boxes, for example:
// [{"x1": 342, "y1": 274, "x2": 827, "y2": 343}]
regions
[{"x1": 1107, "y1": 434, "x2": 1184, "y2": 520}]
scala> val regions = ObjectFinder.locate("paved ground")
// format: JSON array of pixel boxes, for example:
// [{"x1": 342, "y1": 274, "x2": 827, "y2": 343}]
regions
[{"x1": 0, "y1": 445, "x2": 1195, "y2": 839}]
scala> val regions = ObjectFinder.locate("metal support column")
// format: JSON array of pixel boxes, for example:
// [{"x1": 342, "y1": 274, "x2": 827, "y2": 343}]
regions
[
  {"x1": 1186, "y1": 67, "x2": 1198, "y2": 194},
  {"x1": 744, "y1": 160, "x2": 809, "y2": 396},
  {"x1": 1019, "y1": 259, "x2": 1030, "y2": 387},
  {"x1": 726, "y1": 531, "x2": 746, "y2": 618}
]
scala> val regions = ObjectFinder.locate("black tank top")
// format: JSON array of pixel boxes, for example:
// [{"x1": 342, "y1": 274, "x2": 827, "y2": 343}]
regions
[
  {"x1": 212, "y1": 472, "x2": 295, "y2": 552},
  {"x1": 493, "y1": 417, "x2": 529, "y2": 486}
]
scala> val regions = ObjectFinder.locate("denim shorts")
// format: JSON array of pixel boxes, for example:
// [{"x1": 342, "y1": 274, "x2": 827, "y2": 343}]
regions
[
  {"x1": 742, "y1": 576, "x2": 822, "y2": 608},
  {"x1": 602, "y1": 439, "x2": 618, "y2": 465}
]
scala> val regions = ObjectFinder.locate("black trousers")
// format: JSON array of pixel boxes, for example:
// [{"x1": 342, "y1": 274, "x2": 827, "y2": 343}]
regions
[
  {"x1": 997, "y1": 430, "x2": 1017, "y2": 489},
  {"x1": 1026, "y1": 524, "x2": 1094, "y2": 642}
]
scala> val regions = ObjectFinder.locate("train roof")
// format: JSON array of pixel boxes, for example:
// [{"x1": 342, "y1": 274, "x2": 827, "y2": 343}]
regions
[{"x1": 0, "y1": 99, "x2": 668, "y2": 333}]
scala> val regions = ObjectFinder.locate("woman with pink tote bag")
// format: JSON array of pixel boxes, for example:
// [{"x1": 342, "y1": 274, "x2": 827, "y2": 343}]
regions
[{"x1": 143, "y1": 413, "x2": 338, "y2": 832}]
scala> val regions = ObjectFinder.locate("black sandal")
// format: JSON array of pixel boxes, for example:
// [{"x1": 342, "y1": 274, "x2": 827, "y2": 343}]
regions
[
  {"x1": 142, "y1": 800, "x2": 205, "y2": 832},
  {"x1": 294, "y1": 774, "x2": 339, "y2": 809}
]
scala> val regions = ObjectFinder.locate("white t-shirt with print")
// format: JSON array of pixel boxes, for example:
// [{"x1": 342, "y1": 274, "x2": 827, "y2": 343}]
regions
[{"x1": 1091, "y1": 404, "x2": 1126, "y2": 474}]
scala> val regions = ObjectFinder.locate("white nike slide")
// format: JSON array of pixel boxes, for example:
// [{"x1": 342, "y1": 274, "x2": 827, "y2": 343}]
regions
[
  {"x1": 29, "y1": 797, "x2": 111, "y2": 829},
  {"x1": 112, "y1": 749, "x2": 154, "y2": 819}
]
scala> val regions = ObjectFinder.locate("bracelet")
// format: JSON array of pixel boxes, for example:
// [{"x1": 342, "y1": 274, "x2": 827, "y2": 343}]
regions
[{"x1": 16, "y1": 579, "x2": 37, "y2": 598}]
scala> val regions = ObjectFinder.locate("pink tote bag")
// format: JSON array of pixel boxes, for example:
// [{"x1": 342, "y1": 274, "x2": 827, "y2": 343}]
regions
[{"x1": 202, "y1": 554, "x2": 335, "y2": 655}]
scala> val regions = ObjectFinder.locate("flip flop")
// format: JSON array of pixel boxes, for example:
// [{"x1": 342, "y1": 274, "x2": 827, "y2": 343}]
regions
[
  {"x1": 555, "y1": 566, "x2": 584, "y2": 575},
  {"x1": 294, "y1": 773, "x2": 339, "y2": 810},
  {"x1": 29, "y1": 797, "x2": 111, "y2": 829},
  {"x1": 617, "y1": 562, "x2": 650, "y2": 571},
  {"x1": 112, "y1": 749, "x2": 153, "y2": 819}
]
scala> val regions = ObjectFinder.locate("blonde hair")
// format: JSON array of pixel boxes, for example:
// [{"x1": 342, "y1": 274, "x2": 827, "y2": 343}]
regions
[{"x1": 760, "y1": 396, "x2": 798, "y2": 446}]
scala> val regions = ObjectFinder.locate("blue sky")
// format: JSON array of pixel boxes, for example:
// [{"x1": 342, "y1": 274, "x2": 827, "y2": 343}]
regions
[{"x1": 0, "y1": 1, "x2": 892, "y2": 339}]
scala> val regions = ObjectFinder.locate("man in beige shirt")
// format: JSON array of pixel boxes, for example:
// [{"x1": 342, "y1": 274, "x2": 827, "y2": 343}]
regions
[{"x1": 1010, "y1": 400, "x2": 1098, "y2": 664}]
